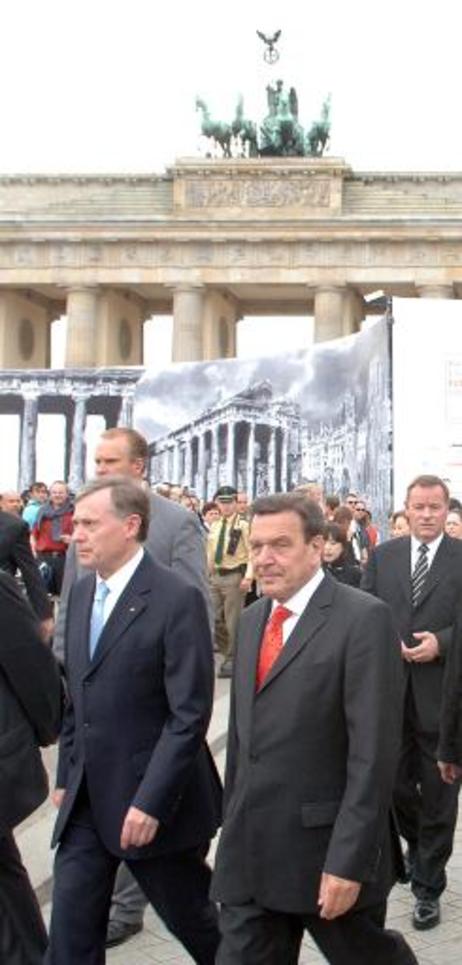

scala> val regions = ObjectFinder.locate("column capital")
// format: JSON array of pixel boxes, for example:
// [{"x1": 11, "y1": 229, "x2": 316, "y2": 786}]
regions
[{"x1": 416, "y1": 284, "x2": 454, "y2": 299}]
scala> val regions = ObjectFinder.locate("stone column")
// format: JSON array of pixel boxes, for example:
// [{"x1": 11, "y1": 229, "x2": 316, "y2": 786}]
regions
[
  {"x1": 281, "y1": 429, "x2": 289, "y2": 491},
  {"x1": 226, "y1": 422, "x2": 235, "y2": 486},
  {"x1": 198, "y1": 432, "x2": 207, "y2": 498},
  {"x1": 313, "y1": 286, "x2": 364, "y2": 342},
  {"x1": 18, "y1": 393, "x2": 39, "y2": 491},
  {"x1": 65, "y1": 287, "x2": 99, "y2": 367},
  {"x1": 172, "y1": 285, "x2": 204, "y2": 362},
  {"x1": 246, "y1": 422, "x2": 255, "y2": 499},
  {"x1": 118, "y1": 391, "x2": 134, "y2": 428},
  {"x1": 184, "y1": 439, "x2": 193, "y2": 488},
  {"x1": 172, "y1": 443, "x2": 180, "y2": 483},
  {"x1": 211, "y1": 424, "x2": 220, "y2": 493},
  {"x1": 68, "y1": 394, "x2": 88, "y2": 493},
  {"x1": 268, "y1": 427, "x2": 277, "y2": 493},
  {"x1": 416, "y1": 284, "x2": 454, "y2": 299}
]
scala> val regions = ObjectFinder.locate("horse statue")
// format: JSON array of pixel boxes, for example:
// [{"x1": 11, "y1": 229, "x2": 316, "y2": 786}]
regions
[
  {"x1": 306, "y1": 94, "x2": 331, "y2": 157},
  {"x1": 231, "y1": 95, "x2": 258, "y2": 157},
  {"x1": 195, "y1": 97, "x2": 232, "y2": 158}
]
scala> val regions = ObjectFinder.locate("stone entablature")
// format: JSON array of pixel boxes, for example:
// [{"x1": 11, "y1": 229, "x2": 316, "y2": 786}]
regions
[{"x1": 1, "y1": 158, "x2": 462, "y2": 368}]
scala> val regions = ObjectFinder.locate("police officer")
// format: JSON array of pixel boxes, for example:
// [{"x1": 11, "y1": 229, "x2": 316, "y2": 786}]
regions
[{"x1": 208, "y1": 487, "x2": 253, "y2": 678}]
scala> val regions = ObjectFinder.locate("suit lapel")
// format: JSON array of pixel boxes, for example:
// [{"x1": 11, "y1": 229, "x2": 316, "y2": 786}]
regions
[
  {"x1": 237, "y1": 598, "x2": 271, "y2": 723},
  {"x1": 257, "y1": 574, "x2": 336, "y2": 693},
  {"x1": 84, "y1": 554, "x2": 151, "y2": 676}
]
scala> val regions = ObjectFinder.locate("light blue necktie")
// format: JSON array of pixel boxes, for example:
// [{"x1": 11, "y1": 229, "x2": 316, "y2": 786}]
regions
[{"x1": 89, "y1": 581, "x2": 110, "y2": 659}]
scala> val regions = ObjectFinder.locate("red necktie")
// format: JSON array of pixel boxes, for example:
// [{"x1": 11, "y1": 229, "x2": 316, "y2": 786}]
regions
[{"x1": 256, "y1": 605, "x2": 292, "y2": 690}]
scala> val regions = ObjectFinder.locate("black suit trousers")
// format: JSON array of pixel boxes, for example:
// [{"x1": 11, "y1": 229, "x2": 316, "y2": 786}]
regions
[
  {"x1": 217, "y1": 900, "x2": 418, "y2": 965},
  {"x1": 0, "y1": 830, "x2": 47, "y2": 965},
  {"x1": 394, "y1": 684, "x2": 459, "y2": 899},
  {"x1": 45, "y1": 789, "x2": 219, "y2": 965}
]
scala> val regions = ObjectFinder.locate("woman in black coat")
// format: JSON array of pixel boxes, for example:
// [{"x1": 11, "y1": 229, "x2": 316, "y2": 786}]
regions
[
  {"x1": 322, "y1": 522, "x2": 362, "y2": 587},
  {"x1": 0, "y1": 572, "x2": 62, "y2": 964}
]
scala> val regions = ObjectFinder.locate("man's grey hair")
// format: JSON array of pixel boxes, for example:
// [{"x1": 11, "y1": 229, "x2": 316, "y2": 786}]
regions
[{"x1": 76, "y1": 476, "x2": 150, "y2": 542}]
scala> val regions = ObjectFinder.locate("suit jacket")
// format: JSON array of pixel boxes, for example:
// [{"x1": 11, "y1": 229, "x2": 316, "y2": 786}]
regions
[
  {"x1": 53, "y1": 491, "x2": 211, "y2": 661},
  {"x1": 52, "y1": 551, "x2": 222, "y2": 858},
  {"x1": 0, "y1": 509, "x2": 53, "y2": 620},
  {"x1": 438, "y1": 603, "x2": 462, "y2": 765},
  {"x1": 0, "y1": 573, "x2": 62, "y2": 832},
  {"x1": 212, "y1": 574, "x2": 403, "y2": 915},
  {"x1": 361, "y1": 534, "x2": 462, "y2": 733}
]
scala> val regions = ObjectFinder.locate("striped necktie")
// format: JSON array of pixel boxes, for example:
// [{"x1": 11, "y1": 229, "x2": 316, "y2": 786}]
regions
[
  {"x1": 89, "y1": 581, "x2": 110, "y2": 658},
  {"x1": 411, "y1": 543, "x2": 429, "y2": 607}
]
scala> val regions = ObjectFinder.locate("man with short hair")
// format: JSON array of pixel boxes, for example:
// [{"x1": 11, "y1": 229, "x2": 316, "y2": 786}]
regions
[
  {"x1": 212, "y1": 492, "x2": 416, "y2": 965},
  {"x1": 53, "y1": 426, "x2": 212, "y2": 948},
  {"x1": 208, "y1": 486, "x2": 253, "y2": 679},
  {"x1": 0, "y1": 490, "x2": 23, "y2": 516},
  {"x1": 46, "y1": 477, "x2": 221, "y2": 965},
  {"x1": 362, "y1": 474, "x2": 462, "y2": 930}
]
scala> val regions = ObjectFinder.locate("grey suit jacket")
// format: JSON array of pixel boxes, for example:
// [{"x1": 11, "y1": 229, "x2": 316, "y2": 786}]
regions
[
  {"x1": 212, "y1": 574, "x2": 403, "y2": 914},
  {"x1": 53, "y1": 492, "x2": 210, "y2": 662}
]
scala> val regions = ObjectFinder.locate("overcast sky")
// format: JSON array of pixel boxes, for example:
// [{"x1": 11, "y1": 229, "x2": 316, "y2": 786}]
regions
[{"x1": 2, "y1": 0, "x2": 462, "y2": 174}]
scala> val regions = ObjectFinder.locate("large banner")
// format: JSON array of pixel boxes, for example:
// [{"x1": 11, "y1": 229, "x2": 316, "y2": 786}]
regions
[
  {"x1": 135, "y1": 316, "x2": 392, "y2": 530},
  {"x1": 392, "y1": 297, "x2": 462, "y2": 504}
]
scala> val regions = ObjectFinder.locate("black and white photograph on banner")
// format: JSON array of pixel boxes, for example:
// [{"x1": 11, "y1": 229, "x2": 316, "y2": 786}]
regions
[{"x1": 135, "y1": 315, "x2": 392, "y2": 530}]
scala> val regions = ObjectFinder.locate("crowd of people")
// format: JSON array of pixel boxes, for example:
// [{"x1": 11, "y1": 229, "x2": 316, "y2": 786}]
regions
[{"x1": 2, "y1": 431, "x2": 462, "y2": 963}]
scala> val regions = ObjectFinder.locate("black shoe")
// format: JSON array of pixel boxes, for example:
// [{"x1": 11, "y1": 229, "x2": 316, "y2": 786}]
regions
[
  {"x1": 412, "y1": 898, "x2": 440, "y2": 930},
  {"x1": 218, "y1": 658, "x2": 233, "y2": 679},
  {"x1": 105, "y1": 920, "x2": 143, "y2": 948}
]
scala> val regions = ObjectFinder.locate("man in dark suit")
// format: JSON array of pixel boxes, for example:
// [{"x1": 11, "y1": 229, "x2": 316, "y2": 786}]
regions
[
  {"x1": 212, "y1": 493, "x2": 416, "y2": 965},
  {"x1": 46, "y1": 476, "x2": 222, "y2": 964},
  {"x1": 361, "y1": 474, "x2": 462, "y2": 931},
  {"x1": 52, "y1": 426, "x2": 212, "y2": 947},
  {"x1": 0, "y1": 571, "x2": 62, "y2": 964},
  {"x1": 0, "y1": 507, "x2": 54, "y2": 639}
]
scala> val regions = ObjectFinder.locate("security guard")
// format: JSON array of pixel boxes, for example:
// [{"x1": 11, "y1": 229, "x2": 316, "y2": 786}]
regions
[{"x1": 208, "y1": 486, "x2": 253, "y2": 678}]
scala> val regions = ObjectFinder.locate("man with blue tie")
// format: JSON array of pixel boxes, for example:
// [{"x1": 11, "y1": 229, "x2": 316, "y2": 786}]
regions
[{"x1": 46, "y1": 476, "x2": 222, "y2": 964}]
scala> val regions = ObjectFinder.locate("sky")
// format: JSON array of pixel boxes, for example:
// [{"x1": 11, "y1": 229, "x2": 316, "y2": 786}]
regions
[
  {"x1": 1, "y1": 0, "x2": 462, "y2": 174},
  {"x1": 1, "y1": 0, "x2": 462, "y2": 488}
]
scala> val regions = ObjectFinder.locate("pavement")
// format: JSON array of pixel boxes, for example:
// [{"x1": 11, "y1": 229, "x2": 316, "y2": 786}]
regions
[{"x1": 19, "y1": 673, "x2": 462, "y2": 964}]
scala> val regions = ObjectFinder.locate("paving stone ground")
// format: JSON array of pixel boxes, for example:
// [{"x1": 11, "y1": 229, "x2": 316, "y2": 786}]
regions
[{"x1": 22, "y1": 674, "x2": 462, "y2": 964}]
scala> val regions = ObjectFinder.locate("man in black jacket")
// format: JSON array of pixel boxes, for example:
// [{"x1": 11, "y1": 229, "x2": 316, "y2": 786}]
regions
[
  {"x1": 362, "y1": 474, "x2": 462, "y2": 931},
  {"x1": 0, "y1": 507, "x2": 54, "y2": 639},
  {"x1": 0, "y1": 571, "x2": 62, "y2": 964}
]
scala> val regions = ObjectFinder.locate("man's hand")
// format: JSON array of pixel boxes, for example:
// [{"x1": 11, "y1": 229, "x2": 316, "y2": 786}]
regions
[
  {"x1": 438, "y1": 761, "x2": 462, "y2": 784},
  {"x1": 318, "y1": 872, "x2": 361, "y2": 920},
  {"x1": 401, "y1": 631, "x2": 439, "y2": 663},
  {"x1": 120, "y1": 806, "x2": 159, "y2": 850},
  {"x1": 39, "y1": 617, "x2": 54, "y2": 644},
  {"x1": 240, "y1": 577, "x2": 252, "y2": 592},
  {"x1": 52, "y1": 788, "x2": 66, "y2": 808}
]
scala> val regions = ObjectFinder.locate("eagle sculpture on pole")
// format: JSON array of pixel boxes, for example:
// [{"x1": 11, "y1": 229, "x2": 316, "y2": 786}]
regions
[{"x1": 257, "y1": 29, "x2": 281, "y2": 64}]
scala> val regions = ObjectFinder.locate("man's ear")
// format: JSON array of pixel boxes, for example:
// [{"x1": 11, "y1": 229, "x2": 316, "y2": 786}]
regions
[{"x1": 310, "y1": 535, "x2": 325, "y2": 552}]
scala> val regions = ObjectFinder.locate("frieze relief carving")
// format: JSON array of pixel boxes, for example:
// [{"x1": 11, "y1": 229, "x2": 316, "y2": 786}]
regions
[
  {"x1": 184, "y1": 178, "x2": 331, "y2": 208},
  {"x1": 1, "y1": 239, "x2": 462, "y2": 276}
]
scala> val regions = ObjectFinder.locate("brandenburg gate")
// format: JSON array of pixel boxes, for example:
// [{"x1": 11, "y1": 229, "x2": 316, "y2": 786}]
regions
[{"x1": 1, "y1": 157, "x2": 462, "y2": 370}]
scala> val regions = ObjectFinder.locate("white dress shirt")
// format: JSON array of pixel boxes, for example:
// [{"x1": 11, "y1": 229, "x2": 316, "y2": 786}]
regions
[
  {"x1": 95, "y1": 547, "x2": 144, "y2": 625},
  {"x1": 410, "y1": 532, "x2": 444, "y2": 574},
  {"x1": 269, "y1": 567, "x2": 325, "y2": 645}
]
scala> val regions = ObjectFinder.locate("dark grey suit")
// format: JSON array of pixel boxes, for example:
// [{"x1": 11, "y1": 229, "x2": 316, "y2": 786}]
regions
[
  {"x1": 212, "y1": 575, "x2": 415, "y2": 964},
  {"x1": 361, "y1": 534, "x2": 462, "y2": 901}
]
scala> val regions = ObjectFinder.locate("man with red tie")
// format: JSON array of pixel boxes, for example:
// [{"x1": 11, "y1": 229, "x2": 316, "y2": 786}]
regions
[{"x1": 212, "y1": 492, "x2": 417, "y2": 965}]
